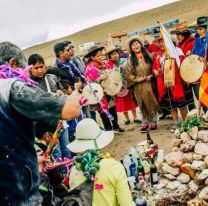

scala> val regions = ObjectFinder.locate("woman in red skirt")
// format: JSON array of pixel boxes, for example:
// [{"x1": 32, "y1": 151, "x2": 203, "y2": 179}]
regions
[{"x1": 106, "y1": 47, "x2": 141, "y2": 125}]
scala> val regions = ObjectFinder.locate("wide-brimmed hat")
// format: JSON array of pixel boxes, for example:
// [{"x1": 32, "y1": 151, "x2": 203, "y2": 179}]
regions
[
  {"x1": 105, "y1": 47, "x2": 121, "y2": 55},
  {"x1": 170, "y1": 24, "x2": 194, "y2": 35},
  {"x1": 67, "y1": 118, "x2": 114, "y2": 153},
  {"x1": 84, "y1": 45, "x2": 104, "y2": 58},
  {"x1": 126, "y1": 36, "x2": 144, "y2": 52},
  {"x1": 196, "y1": 16, "x2": 208, "y2": 27}
]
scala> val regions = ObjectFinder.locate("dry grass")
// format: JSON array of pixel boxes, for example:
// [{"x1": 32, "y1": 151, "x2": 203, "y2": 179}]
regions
[{"x1": 23, "y1": 0, "x2": 208, "y2": 66}]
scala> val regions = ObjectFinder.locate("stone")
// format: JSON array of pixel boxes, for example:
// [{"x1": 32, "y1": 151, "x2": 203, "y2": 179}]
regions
[
  {"x1": 186, "y1": 109, "x2": 198, "y2": 118},
  {"x1": 198, "y1": 130, "x2": 208, "y2": 143},
  {"x1": 172, "y1": 147, "x2": 180, "y2": 152},
  {"x1": 180, "y1": 163, "x2": 195, "y2": 179},
  {"x1": 205, "y1": 156, "x2": 208, "y2": 167},
  {"x1": 199, "y1": 187, "x2": 208, "y2": 200},
  {"x1": 191, "y1": 160, "x2": 206, "y2": 171},
  {"x1": 167, "y1": 180, "x2": 181, "y2": 190},
  {"x1": 162, "y1": 163, "x2": 180, "y2": 176},
  {"x1": 187, "y1": 198, "x2": 207, "y2": 206},
  {"x1": 176, "y1": 183, "x2": 189, "y2": 194},
  {"x1": 180, "y1": 140, "x2": 195, "y2": 152},
  {"x1": 198, "y1": 169, "x2": 208, "y2": 180},
  {"x1": 164, "y1": 174, "x2": 176, "y2": 180},
  {"x1": 194, "y1": 142, "x2": 208, "y2": 156},
  {"x1": 205, "y1": 178, "x2": 208, "y2": 185},
  {"x1": 181, "y1": 132, "x2": 191, "y2": 143},
  {"x1": 188, "y1": 126, "x2": 198, "y2": 140},
  {"x1": 177, "y1": 172, "x2": 190, "y2": 183},
  {"x1": 165, "y1": 151, "x2": 184, "y2": 167},
  {"x1": 193, "y1": 153, "x2": 203, "y2": 160},
  {"x1": 188, "y1": 180, "x2": 199, "y2": 193},
  {"x1": 174, "y1": 128, "x2": 181, "y2": 138},
  {"x1": 171, "y1": 139, "x2": 182, "y2": 147},
  {"x1": 183, "y1": 152, "x2": 194, "y2": 163},
  {"x1": 203, "y1": 113, "x2": 208, "y2": 121},
  {"x1": 193, "y1": 171, "x2": 204, "y2": 185}
]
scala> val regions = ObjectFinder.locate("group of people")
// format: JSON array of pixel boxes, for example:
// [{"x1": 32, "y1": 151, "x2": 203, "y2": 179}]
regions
[{"x1": 0, "y1": 15, "x2": 207, "y2": 206}]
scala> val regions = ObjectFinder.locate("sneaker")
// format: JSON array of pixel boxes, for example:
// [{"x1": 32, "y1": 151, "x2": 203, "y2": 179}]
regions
[
  {"x1": 159, "y1": 113, "x2": 167, "y2": 120},
  {"x1": 169, "y1": 125, "x2": 177, "y2": 133},
  {"x1": 124, "y1": 120, "x2": 131, "y2": 125},
  {"x1": 114, "y1": 127, "x2": 125, "y2": 134},
  {"x1": 140, "y1": 125, "x2": 149, "y2": 133},
  {"x1": 150, "y1": 124, "x2": 157, "y2": 131},
  {"x1": 134, "y1": 119, "x2": 142, "y2": 124}
]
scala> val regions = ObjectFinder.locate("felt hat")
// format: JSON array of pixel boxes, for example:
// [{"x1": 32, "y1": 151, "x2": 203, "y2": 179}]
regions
[
  {"x1": 84, "y1": 45, "x2": 104, "y2": 58},
  {"x1": 196, "y1": 16, "x2": 208, "y2": 27}
]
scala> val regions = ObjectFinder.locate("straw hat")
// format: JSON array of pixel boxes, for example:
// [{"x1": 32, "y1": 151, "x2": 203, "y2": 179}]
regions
[
  {"x1": 84, "y1": 45, "x2": 104, "y2": 58},
  {"x1": 105, "y1": 47, "x2": 120, "y2": 55},
  {"x1": 126, "y1": 36, "x2": 144, "y2": 52},
  {"x1": 67, "y1": 119, "x2": 114, "y2": 153},
  {"x1": 170, "y1": 24, "x2": 194, "y2": 35}
]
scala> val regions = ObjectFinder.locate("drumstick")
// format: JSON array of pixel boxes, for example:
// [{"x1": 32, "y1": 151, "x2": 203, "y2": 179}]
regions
[{"x1": 87, "y1": 81, "x2": 114, "y2": 120}]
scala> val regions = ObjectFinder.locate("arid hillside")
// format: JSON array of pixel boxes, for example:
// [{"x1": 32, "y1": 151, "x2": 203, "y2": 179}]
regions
[{"x1": 24, "y1": 0, "x2": 208, "y2": 66}]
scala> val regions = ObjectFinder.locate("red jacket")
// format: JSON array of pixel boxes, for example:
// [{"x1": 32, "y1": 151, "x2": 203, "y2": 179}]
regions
[
  {"x1": 177, "y1": 36, "x2": 195, "y2": 57},
  {"x1": 152, "y1": 50, "x2": 185, "y2": 102}
]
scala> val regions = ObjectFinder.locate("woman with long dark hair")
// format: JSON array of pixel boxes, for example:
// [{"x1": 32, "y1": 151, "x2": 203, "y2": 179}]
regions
[{"x1": 126, "y1": 36, "x2": 159, "y2": 132}]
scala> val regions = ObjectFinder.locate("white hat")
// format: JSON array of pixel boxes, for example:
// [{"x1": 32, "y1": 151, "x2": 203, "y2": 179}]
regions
[{"x1": 67, "y1": 118, "x2": 114, "y2": 153}]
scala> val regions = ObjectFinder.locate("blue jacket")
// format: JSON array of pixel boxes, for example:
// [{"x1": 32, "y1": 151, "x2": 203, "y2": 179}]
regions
[
  {"x1": 192, "y1": 37, "x2": 207, "y2": 58},
  {"x1": 0, "y1": 79, "x2": 42, "y2": 206}
]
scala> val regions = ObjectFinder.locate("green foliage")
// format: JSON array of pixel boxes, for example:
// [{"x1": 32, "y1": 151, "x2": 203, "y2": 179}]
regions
[{"x1": 178, "y1": 116, "x2": 204, "y2": 132}]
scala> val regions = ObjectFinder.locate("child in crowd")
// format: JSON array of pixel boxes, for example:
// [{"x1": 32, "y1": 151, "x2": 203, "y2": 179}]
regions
[
  {"x1": 34, "y1": 123, "x2": 68, "y2": 206},
  {"x1": 61, "y1": 80, "x2": 83, "y2": 143}
]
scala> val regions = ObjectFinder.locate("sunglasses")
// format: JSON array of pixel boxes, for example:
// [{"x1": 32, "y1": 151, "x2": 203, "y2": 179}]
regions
[{"x1": 69, "y1": 45, "x2": 74, "y2": 49}]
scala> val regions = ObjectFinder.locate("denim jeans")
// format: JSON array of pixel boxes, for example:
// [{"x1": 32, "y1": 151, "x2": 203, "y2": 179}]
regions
[
  {"x1": 90, "y1": 111, "x2": 97, "y2": 122},
  {"x1": 142, "y1": 113, "x2": 157, "y2": 125},
  {"x1": 82, "y1": 105, "x2": 91, "y2": 118}
]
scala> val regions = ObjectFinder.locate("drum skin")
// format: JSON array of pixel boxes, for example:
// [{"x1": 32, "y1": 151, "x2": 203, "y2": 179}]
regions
[
  {"x1": 180, "y1": 54, "x2": 204, "y2": 83},
  {"x1": 82, "y1": 83, "x2": 104, "y2": 105},
  {"x1": 101, "y1": 69, "x2": 122, "y2": 96}
]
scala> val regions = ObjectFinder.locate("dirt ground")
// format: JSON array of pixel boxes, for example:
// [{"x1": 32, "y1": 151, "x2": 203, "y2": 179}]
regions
[{"x1": 100, "y1": 112, "x2": 175, "y2": 160}]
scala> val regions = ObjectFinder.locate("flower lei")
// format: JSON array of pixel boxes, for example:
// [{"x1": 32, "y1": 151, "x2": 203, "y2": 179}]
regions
[{"x1": 74, "y1": 149, "x2": 111, "y2": 182}]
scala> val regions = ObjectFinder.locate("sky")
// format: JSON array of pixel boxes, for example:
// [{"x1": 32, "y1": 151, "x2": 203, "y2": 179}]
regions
[{"x1": 0, "y1": 0, "x2": 177, "y2": 49}]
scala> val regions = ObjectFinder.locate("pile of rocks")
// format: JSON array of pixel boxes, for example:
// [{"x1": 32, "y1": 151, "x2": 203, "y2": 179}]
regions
[{"x1": 151, "y1": 127, "x2": 208, "y2": 206}]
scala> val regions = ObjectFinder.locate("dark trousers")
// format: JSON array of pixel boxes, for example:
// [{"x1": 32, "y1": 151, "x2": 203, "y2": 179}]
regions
[{"x1": 99, "y1": 106, "x2": 119, "y2": 131}]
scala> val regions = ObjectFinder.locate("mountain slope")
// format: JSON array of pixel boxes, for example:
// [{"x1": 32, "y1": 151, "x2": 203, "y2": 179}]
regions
[{"x1": 24, "y1": 0, "x2": 208, "y2": 66}]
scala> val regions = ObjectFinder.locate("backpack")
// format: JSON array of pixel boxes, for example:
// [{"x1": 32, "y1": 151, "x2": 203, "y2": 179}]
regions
[{"x1": 62, "y1": 180, "x2": 94, "y2": 206}]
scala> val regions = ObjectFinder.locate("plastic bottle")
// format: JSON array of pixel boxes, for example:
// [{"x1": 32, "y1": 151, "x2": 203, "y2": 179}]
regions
[
  {"x1": 135, "y1": 189, "x2": 147, "y2": 206},
  {"x1": 129, "y1": 154, "x2": 137, "y2": 177}
]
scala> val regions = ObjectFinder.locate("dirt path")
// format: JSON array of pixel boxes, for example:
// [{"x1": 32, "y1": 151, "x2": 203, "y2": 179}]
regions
[{"x1": 101, "y1": 115, "x2": 175, "y2": 160}]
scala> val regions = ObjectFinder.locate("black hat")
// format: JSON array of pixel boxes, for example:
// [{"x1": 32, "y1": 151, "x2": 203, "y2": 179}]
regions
[
  {"x1": 196, "y1": 16, "x2": 208, "y2": 27},
  {"x1": 84, "y1": 45, "x2": 104, "y2": 58}
]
